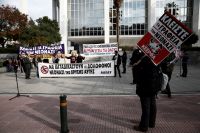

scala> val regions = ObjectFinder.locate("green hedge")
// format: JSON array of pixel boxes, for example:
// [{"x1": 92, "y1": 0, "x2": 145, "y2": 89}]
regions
[
  {"x1": 0, "y1": 47, "x2": 19, "y2": 53},
  {"x1": 0, "y1": 62, "x2": 3, "y2": 67},
  {"x1": 119, "y1": 46, "x2": 133, "y2": 51}
]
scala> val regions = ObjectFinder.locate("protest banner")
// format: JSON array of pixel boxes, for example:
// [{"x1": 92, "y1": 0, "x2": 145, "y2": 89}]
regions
[
  {"x1": 137, "y1": 11, "x2": 192, "y2": 65},
  {"x1": 19, "y1": 44, "x2": 65, "y2": 58},
  {"x1": 38, "y1": 61, "x2": 114, "y2": 78},
  {"x1": 83, "y1": 43, "x2": 118, "y2": 56}
]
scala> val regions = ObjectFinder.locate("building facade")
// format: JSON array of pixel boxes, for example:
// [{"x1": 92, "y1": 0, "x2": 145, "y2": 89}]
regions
[{"x1": 52, "y1": 0, "x2": 200, "y2": 53}]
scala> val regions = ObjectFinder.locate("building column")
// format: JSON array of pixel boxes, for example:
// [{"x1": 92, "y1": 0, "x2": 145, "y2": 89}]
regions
[
  {"x1": 52, "y1": 0, "x2": 57, "y2": 20},
  {"x1": 104, "y1": 0, "x2": 110, "y2": 43},
  {"x1": 192, "y1": 0, "x2": 200, "y2": 46},
  {"x1": 59, "y1": 0, "x2": 68, "y2": 54},
  {"x1": 147, "y1": 0, "x2": 156, "y2": 31}
]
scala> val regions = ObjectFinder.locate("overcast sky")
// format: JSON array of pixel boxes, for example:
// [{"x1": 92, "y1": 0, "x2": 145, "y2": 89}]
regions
[{"x1": 1, "y1": 0, "x2": 52, "y2": 20}]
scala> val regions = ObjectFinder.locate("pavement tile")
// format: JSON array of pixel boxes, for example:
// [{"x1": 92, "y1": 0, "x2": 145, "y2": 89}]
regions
[{"x1": 0, "y1": 95, "x2": 199, "y2": 133}]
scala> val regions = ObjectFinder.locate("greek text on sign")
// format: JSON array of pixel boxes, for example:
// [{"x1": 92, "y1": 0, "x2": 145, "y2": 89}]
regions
[
  {"x1": 83, "y1": 43, "x2": 118, "y2": 56},
  {"x1": 150, "y1": 11, "x2": 192, "y2": 49},
  {"x1": 38, "y1": 61, "x2": 114, "y2": 78}
]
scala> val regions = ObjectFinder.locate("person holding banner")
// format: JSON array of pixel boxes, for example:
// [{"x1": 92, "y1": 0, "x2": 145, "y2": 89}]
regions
[
  {"x1": 112, "y1": 51, "x2": 121, "y2": 78},
  {"x1": 66, "y1": 51, "x2": 77, "y2": 63},
  {"x1": 76, "y1": 51, "x2": 85, "y2": 63},
  {"x1": 133, "y1": 54, "x2": 162, "y2": 132}
]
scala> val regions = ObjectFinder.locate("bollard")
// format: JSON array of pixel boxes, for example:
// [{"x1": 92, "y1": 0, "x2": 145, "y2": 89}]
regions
[{"x1": 60, "y1": 95, "x2": 69, "y2": 133}]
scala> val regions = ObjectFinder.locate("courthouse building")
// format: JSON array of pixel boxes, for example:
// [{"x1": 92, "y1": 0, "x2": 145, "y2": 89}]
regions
[{"x1": 52, "y1": 0, "x2": 200, "y2": 53}]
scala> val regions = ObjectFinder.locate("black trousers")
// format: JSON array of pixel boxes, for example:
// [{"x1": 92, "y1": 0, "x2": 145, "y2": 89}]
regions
[
  {"x1": 163, "y1": 70, "x2": 172, "y2": 97},
  {"x1": 182, "y1": 63, "x2": 187, "y2": 77},
  {"x1": 139, "y1": 96, "x2": 157, "y2": 129},
  {"x1": 114, "y1": 65, "x2": 121, "y2": 77},
  {"x1": 25, "y1": 65, "x2": 31, "y2": 79},
  {"x1": 122, "y1": 63, "x2": 126, "y2": 73}
]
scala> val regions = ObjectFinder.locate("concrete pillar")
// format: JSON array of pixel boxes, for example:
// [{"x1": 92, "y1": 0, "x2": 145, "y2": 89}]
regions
[
  {"x1": 192, "y1": 0, "x2": 200, "y2": 46},
  {"x1": 147, "y1": 0, "x2": 156, "y2": 31},
  {"x1": 52, "y1": 0, "x2": 57, "y2": 20},
  {"x1": 104, "y1": 0, "x2": 110, "y2": 43},
  {"x1": 59, "y1": 0, "x2": 68, "y2": 54}
]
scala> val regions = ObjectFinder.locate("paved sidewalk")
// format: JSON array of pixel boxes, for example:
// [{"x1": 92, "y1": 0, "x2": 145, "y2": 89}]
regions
[
  {"x1": 0, "y1": 65, "x2": 200, "y2": 95},
  {"x1": 0, "y1": 95, "x2": 199, "y2": 133}
]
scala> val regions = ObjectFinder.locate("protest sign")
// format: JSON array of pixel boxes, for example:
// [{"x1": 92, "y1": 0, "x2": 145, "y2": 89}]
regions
[
  {"x1": 83, "y1": 43, "x2": 118, "y2": 56},
  {"x1": 150, "y1": 11, "x2": 192, "y2": 49},
  {"x1": 19, "y1": 44, "x2": 65, "y2": 57},
  {"x1": 137, "y1": 32, "x2": 170, "y2": 65},
  {"x1": 38, "y1": 61, "x2": 114, "y2": 78},
  {"x1": 137, "y1": 11, "x2": 192, "y2": 65}
]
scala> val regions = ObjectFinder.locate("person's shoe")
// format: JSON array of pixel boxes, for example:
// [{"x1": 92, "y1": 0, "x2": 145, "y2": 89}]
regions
[
  {"x1": 161, "y1": 90, "x2": 167, "y2": 94},
  {"x1": 119, "y1": 75, "x2": 121, "y2": 78},
  {"x1": 134, "y1": 126, "x2": 148, "y2": 132},
  {"x1": 168, "y1": 94, "x2": 172, "y2": 98},
  {"x1": 122, "y1": 72, "x2": 126, "y2": 74},
  {"x1": 149, "y1": 124, "x2": 155, "y2": 128}
]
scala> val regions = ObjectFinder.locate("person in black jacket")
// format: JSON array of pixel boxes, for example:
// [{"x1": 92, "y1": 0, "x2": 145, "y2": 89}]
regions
[
  {"x1": 134, "y1": 56, "x2": 161, "y2": 132},
  {"x1": 112, "y1": 51, "x2": 121, "y2": 77},
  {"x1": 122, "y1": 50, "x2": 127, "y2": 73},
  {"x1": 181, "y1": 50, "x2": 189, "y2": 77},
  {"x1": 129, "y1": 48, "x2": 144, "y2": 84},
  {"x1": 76, "y1": 52, "x2": 85, "y2": 63},
  {"x1": 22, "y1": 53, "x2": 32, "y2": 79}
]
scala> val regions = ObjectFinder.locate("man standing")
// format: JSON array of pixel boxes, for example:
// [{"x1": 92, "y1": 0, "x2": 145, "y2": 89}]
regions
[
  {"x1": 76, "y1": 51, "x2": 85, "y2": 63},
  {"x1": 122, "y1": 50, "x2": 127, "y2": 73},
  {"x1": 112, "y1": 51, "x2": 121, "y2": 78},
  {"x1": 22, "y1": 53, "x2": 32, "y2": 79},
  {"x1": 181, "y1": 50, "x2": 189, "y2": 77}
]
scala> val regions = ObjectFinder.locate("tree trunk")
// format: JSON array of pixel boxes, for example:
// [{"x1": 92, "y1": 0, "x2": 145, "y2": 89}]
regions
[{"x1": 116, "y1": 7, "x2": 119, "y2": 51}]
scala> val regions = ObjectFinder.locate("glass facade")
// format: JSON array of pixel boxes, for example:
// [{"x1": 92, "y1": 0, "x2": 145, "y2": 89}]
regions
[
  {"x1": 68, "y1": 0, "x2": 104, "y2": 36},
  {"x1": 155, "y1": 0, "x2": 193, "y2": 29},
  {"x1": 68, "y1": 0, "x2": 148, "y2": 37},
  {"x1": 67, "y1": 0, "x2": 193, "y2": 37},
  {"x1": 109, "y1": 0, "x2": 147, "y2": 35}
]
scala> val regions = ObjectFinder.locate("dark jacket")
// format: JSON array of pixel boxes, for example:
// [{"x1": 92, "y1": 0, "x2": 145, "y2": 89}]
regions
[
  {"x1": 130, "y1": 49, "x2": 144, "y2": 65},
  {"x1": 122, "y1": 51, "x2": 127, "y2": 64},
  {"x1": 112, "y1": 54, "x2": 121, "y2": 66},
  {"x1": 136, "y1": 57, "x2": 162, "y2": 97},
  {"x1": 76, "y1": 55, "x2": 85, "y2": 63}
]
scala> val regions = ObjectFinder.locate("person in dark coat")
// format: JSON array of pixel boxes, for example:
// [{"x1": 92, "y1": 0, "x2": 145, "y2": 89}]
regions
[
  {"x1": 134, "y1": 56, "x2": 161, "y2": 132},
  {"x1": 129, "y1": 48, "x2": 144, "y2": 84},
  {"x1": 122, "y1": 50, "x2": 127, "y2": 73},
  {"x1": 160, "y1": 52, "x2": 176, "y2": 98},
  {"x1": 76, "y1": 52, "x2": 85, "y2": 63},
  {"x1": 112, "y1": 51, "x2": 121, "y2": 77},
  {"x1": 181, "y1": 50, "x2": 189, "y2": 77},
  {"x1": 22, "y1": 53, "x2": 32, "y2": 79}
]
